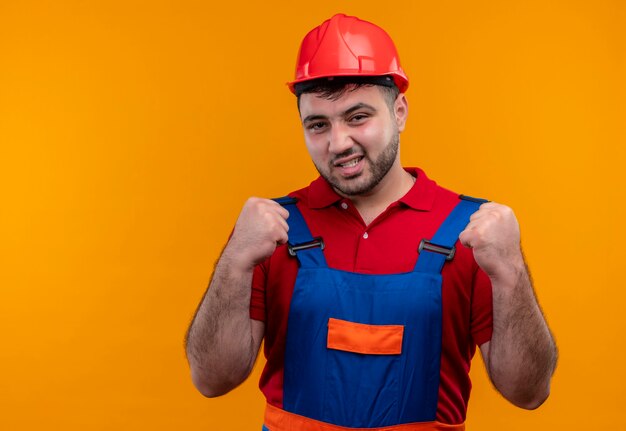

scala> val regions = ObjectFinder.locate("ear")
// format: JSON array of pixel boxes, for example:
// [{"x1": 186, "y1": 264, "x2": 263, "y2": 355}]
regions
[{"x1": 394, "y1": 93, "x2": 409, "y2": 132}]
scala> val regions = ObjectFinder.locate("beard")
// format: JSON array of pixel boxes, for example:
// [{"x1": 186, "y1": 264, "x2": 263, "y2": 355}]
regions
[{"x1": 315, "y1": 130, "x2": 400, "y2": 197}]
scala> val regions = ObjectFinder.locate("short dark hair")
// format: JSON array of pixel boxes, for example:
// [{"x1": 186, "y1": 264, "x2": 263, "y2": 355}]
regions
[{"x1": 295, "y1": 76, "x2": 400, "y2": 112}]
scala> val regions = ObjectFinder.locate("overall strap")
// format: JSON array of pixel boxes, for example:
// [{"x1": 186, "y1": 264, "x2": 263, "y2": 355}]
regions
[
  {"x1": 414, "y1": 195, "x2": 488, "y2": 274},
  {"x1": 274, "y1": 196, "x2": 327, "y2": 268}
]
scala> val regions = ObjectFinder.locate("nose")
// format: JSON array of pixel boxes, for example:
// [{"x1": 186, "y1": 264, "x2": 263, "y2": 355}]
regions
[{"x1": 328, "y1": 123, "x2": 353, "y2": 155}]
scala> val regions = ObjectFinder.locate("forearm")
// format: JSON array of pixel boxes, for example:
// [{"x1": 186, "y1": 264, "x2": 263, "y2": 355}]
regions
[
  {"x1": 185, "y1": 249, "x2": 260, "y2": 397},
  {"x1": 185, "y1": 197, "x2": 287, "y2": 397},
  {"x1": 486, "y1": 259, "x2": 557, "y2": 409}
]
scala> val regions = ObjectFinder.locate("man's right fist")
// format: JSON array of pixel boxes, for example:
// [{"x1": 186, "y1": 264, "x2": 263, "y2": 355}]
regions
[{"x1": 225, "y1": 197, "x2": 290, "y2": 269}]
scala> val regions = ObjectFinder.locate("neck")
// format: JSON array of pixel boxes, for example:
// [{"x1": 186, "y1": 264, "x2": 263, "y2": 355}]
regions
[{"x1": 348, "y1": 162, "x2": 415, "y2": 225}]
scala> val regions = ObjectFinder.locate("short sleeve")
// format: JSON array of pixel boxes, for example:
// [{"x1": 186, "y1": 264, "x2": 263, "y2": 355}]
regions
[
  {"x1": 250, "y1": 261, "x2": 267, "y2": 322},
  {"x1": 470, "y1": 267, "x2": 493, "y2": 346}
]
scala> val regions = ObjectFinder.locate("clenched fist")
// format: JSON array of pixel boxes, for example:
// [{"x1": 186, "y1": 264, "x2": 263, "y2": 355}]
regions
[
  {"x1": 225, "y1": 197, "x2": 290, "y2": 270},
  {"x1": 459, "y1": 202, "x2": 525, "y2": 282}
]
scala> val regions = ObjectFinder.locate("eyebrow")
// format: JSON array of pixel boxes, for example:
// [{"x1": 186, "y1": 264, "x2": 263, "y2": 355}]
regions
[{"x1": 302, "y1": 102, "x2": 377, "y2": 124}]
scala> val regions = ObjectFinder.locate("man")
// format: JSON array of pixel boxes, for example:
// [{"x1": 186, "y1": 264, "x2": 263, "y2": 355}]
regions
[{"x1": 185, "y1": 13, "x2": 557, "y2": 431}]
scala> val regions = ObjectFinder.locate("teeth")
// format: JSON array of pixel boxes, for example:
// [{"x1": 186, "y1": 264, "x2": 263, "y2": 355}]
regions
[{"x1": 341, "y1": 158, "x2": 361, "y2": 168}]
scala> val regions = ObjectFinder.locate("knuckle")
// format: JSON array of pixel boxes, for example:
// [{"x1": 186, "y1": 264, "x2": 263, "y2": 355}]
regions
[
  {"x1": 247, "y1": 196, "x2": 261, "y2": 205},
  {"x1": 262, "y1": 211, "x2": 275, "y2": 225}
]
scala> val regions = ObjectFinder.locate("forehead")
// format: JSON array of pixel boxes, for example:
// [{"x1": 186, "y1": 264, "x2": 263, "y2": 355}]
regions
[{"x1": 298, "y1": 85, "x2": 388, "y2": 118}]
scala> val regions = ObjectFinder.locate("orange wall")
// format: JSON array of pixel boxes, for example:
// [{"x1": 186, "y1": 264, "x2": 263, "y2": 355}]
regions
[{"x1": 1, "y1": 1, "x2": 624, "y2": 429}]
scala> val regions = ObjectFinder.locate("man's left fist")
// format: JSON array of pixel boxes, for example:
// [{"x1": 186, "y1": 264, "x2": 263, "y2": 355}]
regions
[{"x1": 459, "y1": 202, "x2": 524, "y2": 280}]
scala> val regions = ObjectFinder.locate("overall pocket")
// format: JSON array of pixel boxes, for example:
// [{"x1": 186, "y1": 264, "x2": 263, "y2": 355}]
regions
[{"x1": 323, "y1": 318, "x2": 404, "y2": 428}]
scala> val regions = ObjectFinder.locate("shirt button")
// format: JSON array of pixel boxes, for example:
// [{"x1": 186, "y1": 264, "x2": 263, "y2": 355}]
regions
[
  {"x1": 340, "y1": 202, "x2": 348, "y2": 210},
  {"x1": 363, "y1": 232, "x2": 369, "y2": 239}
]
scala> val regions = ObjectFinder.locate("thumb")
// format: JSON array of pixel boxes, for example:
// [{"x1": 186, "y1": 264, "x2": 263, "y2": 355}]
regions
[
  {"x1": 459, "y1": 228, "x2": 475, "y2": 249},
  {"x1": 276, "y1": 231, "x2": 289, "y2": 245}
]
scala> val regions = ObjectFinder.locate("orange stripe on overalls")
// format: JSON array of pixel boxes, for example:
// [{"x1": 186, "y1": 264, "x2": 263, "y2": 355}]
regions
[{"x1": 264, "y1": 403, "x2": 465, "y2": 431}]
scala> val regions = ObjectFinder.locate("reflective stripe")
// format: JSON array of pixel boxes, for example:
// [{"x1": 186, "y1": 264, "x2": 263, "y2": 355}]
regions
[
  {"x1": 327, "y1": 318, "x2": 404, "y2": 355},
  {"x1": 264, "y1": 404, "x2": 465, "y2": 431}
]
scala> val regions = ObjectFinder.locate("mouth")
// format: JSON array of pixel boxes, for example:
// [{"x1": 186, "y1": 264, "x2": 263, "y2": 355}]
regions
[
  {"x1": 332, "y1": 155, "x2": 364, "y2": 178},
  {"x1": 336, "y1": 157, "x2": 363, "y2": 168}
]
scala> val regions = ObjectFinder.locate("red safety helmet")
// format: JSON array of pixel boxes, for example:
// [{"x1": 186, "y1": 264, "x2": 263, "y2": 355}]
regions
[{"x1": 288, "y1": 13, "x2": 409, "y2": 94}]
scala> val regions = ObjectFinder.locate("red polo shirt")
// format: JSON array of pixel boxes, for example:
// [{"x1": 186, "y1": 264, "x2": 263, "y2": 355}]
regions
[{"x1": 250, "y1": 167, "x2": 493, "y2": 425}]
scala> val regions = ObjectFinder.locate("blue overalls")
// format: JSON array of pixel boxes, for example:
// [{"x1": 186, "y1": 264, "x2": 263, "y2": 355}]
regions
[{"x1": 263, "y1": 196, "x2": 485, "y2": 431}]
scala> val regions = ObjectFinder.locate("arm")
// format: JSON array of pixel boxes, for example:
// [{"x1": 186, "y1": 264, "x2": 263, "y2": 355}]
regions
[
  {"x1": 184, "y1": 197, "x2": 289, "y2": 397},
  {"x1": 460, "y1": 203, "x2": 557, "y2": 409}
]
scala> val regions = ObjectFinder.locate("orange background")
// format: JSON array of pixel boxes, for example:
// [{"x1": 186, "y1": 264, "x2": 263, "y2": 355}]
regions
[{"x1": 1, "y1": 1, "x2": 624, "y2": 429}]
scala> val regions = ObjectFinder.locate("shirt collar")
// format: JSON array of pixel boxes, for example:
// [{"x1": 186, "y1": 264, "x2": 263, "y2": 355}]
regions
[
  {"x1": 307, "y1": 176, "x2": 343, "y2": 209},
  {"x1": 307, "y1": 167, "x2": 437, "y2": 211},
  {"x1": 398, "y1": 167, "x2": 436, "y2": 211}
]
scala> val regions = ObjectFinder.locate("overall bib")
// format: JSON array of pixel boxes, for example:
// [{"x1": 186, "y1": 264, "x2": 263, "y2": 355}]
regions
[{"x1": 263, "y1": 196, "x2": 485, "y2": 431}]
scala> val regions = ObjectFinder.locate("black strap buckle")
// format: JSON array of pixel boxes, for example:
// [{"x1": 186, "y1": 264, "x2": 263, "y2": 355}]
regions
[
  {"x1": 274, "y1": 196, "x2": 298, "y2": 206},
  {"x1": 459, "y1": 194, "x2": 488, "y2": 204},
  {"x1": 288, "y1": 237, "x2": 325, "y2": 257},
  {"x1": 418, "y1": 239, "x2": 456, "y2": 261}
]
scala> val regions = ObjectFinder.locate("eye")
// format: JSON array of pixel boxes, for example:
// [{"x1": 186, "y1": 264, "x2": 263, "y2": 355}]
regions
[
  {"x1": 349, "y1": 113, "x2": 369, "y2": 124},
  {"x1": 307, "y1": 121, "x2": 328, "y2": 133}
]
